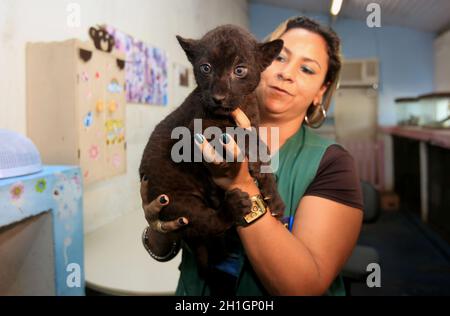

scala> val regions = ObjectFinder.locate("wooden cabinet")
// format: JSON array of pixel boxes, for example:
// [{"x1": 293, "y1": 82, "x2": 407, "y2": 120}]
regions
[{"x1": 26, "y1": 40, "x2": 126, "y2": 184}]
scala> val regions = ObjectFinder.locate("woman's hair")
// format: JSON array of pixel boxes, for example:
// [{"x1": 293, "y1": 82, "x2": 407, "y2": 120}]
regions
[{"x1": 265, "y1": 16, "x2": 342, "y2": 128}]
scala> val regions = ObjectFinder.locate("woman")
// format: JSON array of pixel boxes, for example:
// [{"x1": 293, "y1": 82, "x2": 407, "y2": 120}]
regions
[{"x1": 140, "y1": 16, "x2": 363, "y2": 295}]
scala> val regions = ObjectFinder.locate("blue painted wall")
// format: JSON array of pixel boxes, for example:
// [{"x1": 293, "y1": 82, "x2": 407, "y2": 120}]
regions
[{"x1": 249, "y1": 3, "x2": 436, "y2": 125}]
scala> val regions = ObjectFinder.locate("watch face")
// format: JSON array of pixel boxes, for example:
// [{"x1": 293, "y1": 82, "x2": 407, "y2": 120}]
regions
[
  {"x1": 244, "y1": 209, "x2": 261, "y2": 224},
  {"x1": 243, "y1": 196, "x2": 267, "y2": 224}
]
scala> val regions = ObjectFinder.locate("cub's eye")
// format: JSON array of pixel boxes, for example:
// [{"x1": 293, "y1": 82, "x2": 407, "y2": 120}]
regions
[
  {"x1": 200, "y1": 64, "x2": 212, "y2": 74},
  {"x1": 234, "y1": 66, "x2": 248, "y2": 78}
]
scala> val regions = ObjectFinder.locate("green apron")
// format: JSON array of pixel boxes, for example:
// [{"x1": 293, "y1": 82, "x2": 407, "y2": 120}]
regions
[{"x1": 175, "y1": 125, "x2": 346, "y2": 296}]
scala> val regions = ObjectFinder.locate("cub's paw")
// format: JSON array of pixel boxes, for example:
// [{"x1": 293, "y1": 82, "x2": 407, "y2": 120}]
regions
[
  {"x1": 223, "y1": 188, "x2": 252, "y2": 223},
  {"x1": 266, "y1": 196, "x2": 285, "y2": 220}
]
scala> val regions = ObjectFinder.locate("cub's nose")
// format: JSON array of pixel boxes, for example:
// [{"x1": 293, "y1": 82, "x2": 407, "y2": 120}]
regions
[{"x1": 211, "y1": 94, "x2": 226, "y2": 106}]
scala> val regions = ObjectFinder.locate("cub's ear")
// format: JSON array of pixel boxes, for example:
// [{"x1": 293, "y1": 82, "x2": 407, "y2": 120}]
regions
[
  {"x1": 258, "y1": 39, "x2": 284, "y2": 70},
  {"x1": 176, "y1": 35, "x2": 198, "y2": 64}
]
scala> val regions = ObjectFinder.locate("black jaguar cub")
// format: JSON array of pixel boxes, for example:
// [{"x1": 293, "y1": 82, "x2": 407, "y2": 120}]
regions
[{"x1": 139, "y1": 25, "x2": 285, "y2": 271}]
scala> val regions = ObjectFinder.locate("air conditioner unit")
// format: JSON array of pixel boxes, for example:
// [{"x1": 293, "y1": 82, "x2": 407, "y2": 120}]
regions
[{"x1": 339, "y1": 59, "x2": 379, "y2": 88}]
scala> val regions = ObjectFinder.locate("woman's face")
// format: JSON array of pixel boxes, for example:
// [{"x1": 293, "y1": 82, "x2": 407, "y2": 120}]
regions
[{"x1": 256, "y1": 28, "x2": 329, "y2": 123}]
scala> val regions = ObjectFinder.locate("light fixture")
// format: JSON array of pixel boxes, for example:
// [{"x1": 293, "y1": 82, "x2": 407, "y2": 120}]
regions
[{"x1": 330, "y1": 0, "x2": 343, "y2": 16}]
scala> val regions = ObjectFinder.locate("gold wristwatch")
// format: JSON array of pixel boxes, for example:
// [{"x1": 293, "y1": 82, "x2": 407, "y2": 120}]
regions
[{"x1": 240, "y1": 194, "x2": 269, "y2": 226}]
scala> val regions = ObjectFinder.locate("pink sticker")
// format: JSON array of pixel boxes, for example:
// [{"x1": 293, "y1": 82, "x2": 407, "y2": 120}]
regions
[
  {"x1": 89, "y1": 145, "x2": 100, "y2": 160},
  {"x1": 84, "y1": 170, "x2": 89, "y2": 178},
  {"x1": 10, "y1": 182, "x2": 24, "y2": 201},
  {"x1": 95, "y1": 72, "x2": 100, "y2": 79},
  {"x1": 112, "y1": 154, "x2": 121, "y2": 168},
  {"x1": 81, "y1": 71, "x2": 89, "y2": 82},
  {"x1": 72, "y1": 175, "x2": 81, "y2": 186}
]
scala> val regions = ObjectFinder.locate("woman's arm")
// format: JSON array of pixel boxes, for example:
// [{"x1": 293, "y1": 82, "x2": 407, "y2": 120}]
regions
[
  {"x1": 201, "y1": 154, "x2": 362, "y2": 295},
  {"x1": 140, "y1": 177, "x2": 188, "y2": 260},
  {"x1": 195, "y1": 108, "x2": 363, "y2": 295},
  {"x1": 236, "y1": 181, "x2": 363, "y2": 295}
]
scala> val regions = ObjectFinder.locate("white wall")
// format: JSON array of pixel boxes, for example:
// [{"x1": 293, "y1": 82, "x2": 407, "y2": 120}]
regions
[{"x1": 0, "y1": 0, "x2": 248, "y2": 232}]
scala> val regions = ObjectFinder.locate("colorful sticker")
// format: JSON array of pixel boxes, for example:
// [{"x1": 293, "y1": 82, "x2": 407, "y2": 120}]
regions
[
  {"x1": 107, "y1": 79, "x2": 122, "y2": 93},
  {"x1": 95, "y1": 72, "x2": 100, "y2": 79},
  {"x1": 84, "y1": 170, "x2": 89, "y2": 178},
  {"x1": 81, "y1": 71, "x2": 89, "y2": 82},
  {"x1": 10, "y1": 182, "x2": 24, "y2": 201},
  {"x1": 10, "y1": 182, "x2": 25, "y2": 212},
  {"x1": 83, "y1": 112, "x2": 93, "y2": 128},
  {"x1": 108, "y1": 100, "x2": 118, "y2": 113},
  {"x1": 96, "y1": 100, "x2": 104, "y2": 113},
  {"x1": 72, "y1": 173, "x2": 81, "y2": 187},
  {"x1": 35, "y1": 179, "x2": 47, "y2": 193},
  {"x1": 89, "y1": 145, "x2": 100, "y2": 160},
  {"x1": 52, "y1": 173, "x2": 82, "y2": 220},
  {"x1": 105, "y1": 119, "x2": 125, "y2": 145},
  {"x1": 112, "y1": 154, "x2": 121, "y2": 168}
]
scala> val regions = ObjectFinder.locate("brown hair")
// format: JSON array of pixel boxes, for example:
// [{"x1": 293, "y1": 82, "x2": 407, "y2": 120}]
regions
[{"x1": 265, "y1": 16, "x2": 342, "y2": 128}]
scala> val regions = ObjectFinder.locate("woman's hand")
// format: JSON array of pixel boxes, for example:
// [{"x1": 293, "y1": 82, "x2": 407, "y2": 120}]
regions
[
  {"x1": 140, "y1": 175, "x2": 188, "y2": 234},
  {"x1": 194, "y1": 108, "x2": 256, "y2": 191}
]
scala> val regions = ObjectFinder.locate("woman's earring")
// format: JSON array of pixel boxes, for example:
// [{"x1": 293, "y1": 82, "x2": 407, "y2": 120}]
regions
[
  {"x1": 304, "y1": 114, "x2": 310, "y2": 126},
  {"x1": 319, "y1": 103, "x2": 327, "y2": 119},
  {"x1": 304, "y1": 103, "x2": 327, "y2": 128}
]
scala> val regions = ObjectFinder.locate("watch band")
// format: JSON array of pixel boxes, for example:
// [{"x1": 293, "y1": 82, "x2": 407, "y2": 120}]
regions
[{"x1": 239, "y1": 194, "x2": 268, "y2": 226}]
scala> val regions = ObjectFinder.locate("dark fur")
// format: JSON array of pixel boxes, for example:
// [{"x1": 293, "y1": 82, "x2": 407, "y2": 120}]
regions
[{"x1": 139, "y1": 25, "x2": 285, "y2": 273}]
